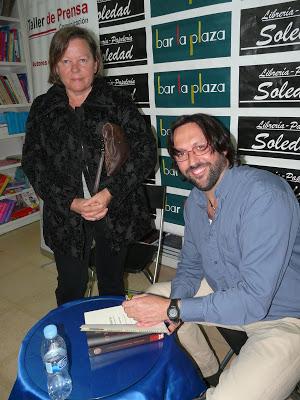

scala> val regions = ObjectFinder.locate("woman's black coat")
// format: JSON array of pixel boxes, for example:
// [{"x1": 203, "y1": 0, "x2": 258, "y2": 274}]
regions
[{"x1": 22, "y1": 77, "x2": 157, "y2": 259}]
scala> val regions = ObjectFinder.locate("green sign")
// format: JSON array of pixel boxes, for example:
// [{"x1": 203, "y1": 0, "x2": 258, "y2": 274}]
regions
[
  {"x1": 156, "y1": 115, "x2": 178, "y2": 148},
  {"x1": 151, "y1": 0, "x2": 231, "y2": 17},
  {"x1": 152, "y1": 13, "x2": 231, "y2": 63},
  {"x1": 164, "y1": 193, "x2": 187, "y2": 226},
  {"x1": 156, "y1": 115, "x2": 230, "y2": 148},
  {"x1": 160, "y1": 156, "x2": 193, "y2": 190},
  {"x1": 155, "y1": 68, "x2": 230, "y2": 108}
]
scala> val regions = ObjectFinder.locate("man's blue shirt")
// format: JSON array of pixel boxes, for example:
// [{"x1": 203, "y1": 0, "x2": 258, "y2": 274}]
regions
[{"x1": 171, "y1": 165, "x2": 300, "y2": 325}]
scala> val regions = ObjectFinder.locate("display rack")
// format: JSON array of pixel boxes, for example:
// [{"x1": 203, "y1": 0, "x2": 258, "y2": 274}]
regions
[{"x1": 0, "y1": 0, "x2": 40, "y2": 235}]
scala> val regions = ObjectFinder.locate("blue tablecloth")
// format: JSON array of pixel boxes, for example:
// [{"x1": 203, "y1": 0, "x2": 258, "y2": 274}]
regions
[{"x1": 9, "y1": 296, "x2": 206, "y2": 400}]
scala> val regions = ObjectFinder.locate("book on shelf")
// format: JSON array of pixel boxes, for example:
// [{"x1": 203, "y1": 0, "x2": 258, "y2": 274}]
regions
[
  {"x1": 0, "y1": 75, "x2": 17, "y2": 104},
  {"x1": 0, "y1": 200, "x2": 8, "y2": 222},
  {"x1": 0, "y1": 198, "x2": 15, "y2": 224},
  {"x1": 17, "y1": 73, "x2": 30, "y2": 102},
  {"x1": 88, "y1": 332, "x2": 164, "y2": 357},
  {"x1": 0, "y1": 173, "x2": 10, "y2": 195},
  {"x1": 5, "y1": 111, "x2": 29, "y2": 134},
  {"x1": 2, "y1": 167, "x2": 30, "y2": 195},
  {"x1": 0, "y1": 74, "x2": 29, "y2": 104},
  {"x1": 0, "y1": 75, "x2": 12, "y2": 105},
  {"x1": 2, "y1": 177, "x2": 29, "y2": 195},
  {"x1": 0, "y1": 158, "x2": 19, "y2": 167},
  {"x1": 81, "y1": 305, "x2": 169, "y2": 334},
  {"x1": 6, "y1": 73, "x2": 27, "y2": 103},
  {"x1": 10, "y1": 189, "x2": 39, "y2": 220},
  {"x1": 0, "y1": 25, "x2": 9, "y2": 62},
  {"x1": 3, "y1": 197, "x2": 15, "y2": 222},
  {"x1": 1, "y1": 0, "x2": 16, "y2": 17}
]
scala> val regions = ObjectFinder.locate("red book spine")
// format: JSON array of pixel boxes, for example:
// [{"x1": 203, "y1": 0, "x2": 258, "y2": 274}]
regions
[{"x1": 88, "y1": 333, "x2": 164, "y2": 357}]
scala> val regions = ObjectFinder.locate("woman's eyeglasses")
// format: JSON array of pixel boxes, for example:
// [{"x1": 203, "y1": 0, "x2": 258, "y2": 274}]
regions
[{"x1": 173, "y1": 143, "x2": 210, "y2": 162}]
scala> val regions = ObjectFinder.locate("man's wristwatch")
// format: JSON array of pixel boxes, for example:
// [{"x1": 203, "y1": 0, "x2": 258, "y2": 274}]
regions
[{"x1": 167, "y1": 299, "x2": 181, "y2": 323}]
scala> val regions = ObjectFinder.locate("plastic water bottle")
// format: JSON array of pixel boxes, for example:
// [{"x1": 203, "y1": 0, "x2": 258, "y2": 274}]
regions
[{"x1": 41, "y1": 324, "x2": 72, "y2": 400}]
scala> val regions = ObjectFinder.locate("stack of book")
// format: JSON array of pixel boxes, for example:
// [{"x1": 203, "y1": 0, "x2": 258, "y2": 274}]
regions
[
  {"x1": 81, "y1": 305, "x2": 168, "y2": 357},
  {"x1": 86, "y1": 330, "x2": 164, "y2": 357}
]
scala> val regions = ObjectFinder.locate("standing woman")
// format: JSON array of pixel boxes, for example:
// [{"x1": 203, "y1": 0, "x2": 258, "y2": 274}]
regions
[{"x1": 22, "y1": 26, "x2": 157, "y2": 305}]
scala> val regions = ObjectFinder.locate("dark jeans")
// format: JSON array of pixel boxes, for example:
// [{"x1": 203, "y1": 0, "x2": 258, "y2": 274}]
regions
[{"x1": 54, "y1": 218, "x2": 127, "y2": 306}]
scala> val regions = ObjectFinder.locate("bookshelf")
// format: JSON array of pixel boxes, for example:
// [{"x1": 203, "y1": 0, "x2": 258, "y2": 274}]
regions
[{"x1": 0, "y1": 0, "x2": 40, "y2": 235}]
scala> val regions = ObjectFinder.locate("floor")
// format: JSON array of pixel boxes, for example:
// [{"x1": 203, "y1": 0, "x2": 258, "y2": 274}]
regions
[{"x1": 0, "y1": 221, "x2": 231, "y2": 400}]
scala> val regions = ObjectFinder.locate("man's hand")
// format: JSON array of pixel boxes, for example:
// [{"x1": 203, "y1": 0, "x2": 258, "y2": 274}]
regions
[{"x1": 123, "y1": 294, "x2": 170, "y2": 327}]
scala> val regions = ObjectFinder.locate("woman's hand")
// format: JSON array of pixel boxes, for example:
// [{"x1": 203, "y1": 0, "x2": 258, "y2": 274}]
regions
[
  {"x1": 70, "y1": 188, "x2": 112, "y2": 221},
  {"x1": 89, "y1": 188, "x2": 112, "y2": 209}
]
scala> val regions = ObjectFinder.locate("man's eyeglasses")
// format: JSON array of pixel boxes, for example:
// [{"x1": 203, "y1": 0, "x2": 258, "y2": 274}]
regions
[{"x1": 173, "y1": 143, "x2": 210, "y2": 162}]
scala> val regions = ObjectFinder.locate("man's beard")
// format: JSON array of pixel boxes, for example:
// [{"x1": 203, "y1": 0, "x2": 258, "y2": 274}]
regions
[{"x1": 184, "y1": 153, "x2": 228, "y2": 191}]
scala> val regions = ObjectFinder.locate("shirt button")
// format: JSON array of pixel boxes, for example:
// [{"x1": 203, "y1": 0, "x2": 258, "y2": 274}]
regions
[{"x1": 214, "y1": 261, "x2": 218, "y2": 264}]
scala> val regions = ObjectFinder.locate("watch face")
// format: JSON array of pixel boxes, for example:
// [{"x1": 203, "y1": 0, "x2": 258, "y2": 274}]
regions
[{"x1": 168, "y1": 305, "x2": 178, "y2": 319}]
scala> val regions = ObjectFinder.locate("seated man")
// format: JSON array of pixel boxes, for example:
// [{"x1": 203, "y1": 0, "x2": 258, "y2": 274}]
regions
[{"x1": 123, "y1": 113, "x2": 300, "y2": 400}]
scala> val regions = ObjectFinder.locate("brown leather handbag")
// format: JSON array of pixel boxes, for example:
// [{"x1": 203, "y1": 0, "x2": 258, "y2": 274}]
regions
[{"x1": 93, "y1": 122, "x2": 129, "y2": 194}]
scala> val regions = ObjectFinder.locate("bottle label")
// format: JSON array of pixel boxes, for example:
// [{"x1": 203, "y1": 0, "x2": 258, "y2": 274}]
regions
[{"x1": 45, "y1": 355, "x2": 68, "y2": 374}]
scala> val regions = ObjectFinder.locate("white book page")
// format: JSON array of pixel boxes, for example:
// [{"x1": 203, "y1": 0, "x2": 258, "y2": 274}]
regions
[{"x1": 82, "y1": 305, "x2": 169, "y2": 333}]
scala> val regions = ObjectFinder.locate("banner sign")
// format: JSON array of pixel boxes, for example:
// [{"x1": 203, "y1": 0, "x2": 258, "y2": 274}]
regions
[
  {"x1": 159, "y1": 156, "x2": 193, "y2": 190},
  {"x1": 164, "y1": 193, "x2": 187, "y2": 226},
  {"x1": 98, "y1": 0, "x2": 145, "y2": 27},
  {"x1": 240, "y1": 1, "x2": 300, "y2": 56},
  {"x1": 156, "y1": 115, "x2": 230, "y2": 148},
  {"x1": 239, "y1": 62, "x2": 300, "y2": 108},
  {"x1": 107, "y1": 74, "x2": 149, "y2": 107},
  {"x1": 248, "y1": 164, "x2": 300, "y2": 203},
  {"x1": 152, "y1": 12, "x2": 231, "y2": 63},
  {"x1": 151, "y1": 0, "x2": 230, "y2": 17},
  {"x1": 238, "y1": 117, "x2": 300, "y2": 160},
  {"x1": 156, "y1": 116, "x2": 178, "y2": 148},
  {"x1": 100, "y1": 27, "x2": 147, "y2": 69},
  {"x1": 155, "y1": 68, "x2": 230, "y2": 108},
  {"x1": 24, "y1": 0, "x2": 98, "y2": 97}
]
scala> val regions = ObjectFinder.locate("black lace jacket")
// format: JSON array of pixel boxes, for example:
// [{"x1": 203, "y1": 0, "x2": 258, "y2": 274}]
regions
[{"x1": 22, "y1": 77, "x2": 157, "y2": 258}]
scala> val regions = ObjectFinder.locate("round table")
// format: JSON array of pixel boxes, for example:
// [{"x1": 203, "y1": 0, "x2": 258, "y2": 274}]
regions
[{"x1": 9, "y1": 296, "x2": 206, "y2": 400}]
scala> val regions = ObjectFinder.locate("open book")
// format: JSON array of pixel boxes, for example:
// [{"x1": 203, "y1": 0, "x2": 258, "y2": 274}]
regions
[{"x1": 81, "y1": 305, "x2": 169, "y2": 334}]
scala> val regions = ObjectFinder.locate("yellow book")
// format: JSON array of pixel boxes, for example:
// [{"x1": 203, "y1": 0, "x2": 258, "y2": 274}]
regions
[{"x1": 0, "y1": 173, "x2": 10, "y2": 196}]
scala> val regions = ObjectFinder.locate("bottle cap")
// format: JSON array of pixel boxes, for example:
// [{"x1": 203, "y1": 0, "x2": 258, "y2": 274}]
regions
[{"x1": 43, "y1": 324, "x2": 57, "y2": 339}]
